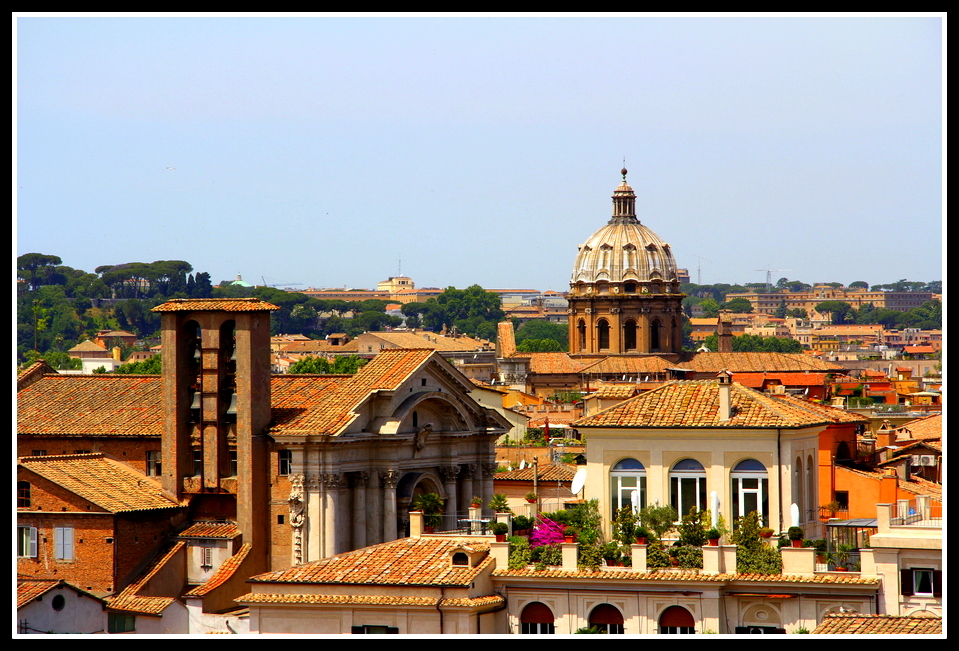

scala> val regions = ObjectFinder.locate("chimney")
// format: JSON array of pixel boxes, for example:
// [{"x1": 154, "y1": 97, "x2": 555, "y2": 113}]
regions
[
  {"x1": 717, "y1": 311, "x2": 733, "y2": 353},
  {"x1": 113, "y1": 346, "x2": 122, "y2": 361},
  {"x1": 717, "y1": 370, "x2": 733, "y2": 421}
]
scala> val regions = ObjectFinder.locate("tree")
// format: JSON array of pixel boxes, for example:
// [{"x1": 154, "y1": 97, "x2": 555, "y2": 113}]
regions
[
  {"x1": 17, "y1": 253, "x2": 63, "y2": 292},
  {"x1": 815, "y1": 300, "x2": 854, "y2": 324},
  {"x1": 515, "y1": 319, "x2": 569, "y2": 350},
  {"x1": 722, "y1": 298, "x2": 754, "y2": 313}
]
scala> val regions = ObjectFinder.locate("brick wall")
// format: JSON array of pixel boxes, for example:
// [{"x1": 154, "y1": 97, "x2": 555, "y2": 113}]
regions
[{"x1": 18, "y1": 436, "x2": 162, "y2": 476}]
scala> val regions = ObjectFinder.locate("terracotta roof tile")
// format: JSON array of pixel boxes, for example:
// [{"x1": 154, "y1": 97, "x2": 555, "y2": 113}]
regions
[
  {"x1": 518, "y1": 353, "x2": 587, "y2": 374},
  {"x1": 18, "y1": 454, "x2": 181, "y2": 513},
  {"x1": 108, "y1": 542, "x2": 185, "y2": 615},
  {"x1": 184, "y1": 543, "x2": 251, "y2": 597},
  {"x1": 236, "y1": 593, "x2": 504, "y2": 608},
  {"x1": 579, "y1": 356, "x2": 673, "y2": 375},
  {"x1": 178, "y1": 521, "x2": 240, "y2": 539},
  {"x1": 682, "y1": 352, "x2": 842, "y2": 372},
  {"x1": 495, "y1": 464, "x2": 577, "y2": 482},
  {"x1": 812, "y1": 613, "x2": 942, "y2": 634},
  {"x1": 17, "y1": 578, "x2": 62, "y2": 608},
  {"x1": 249, "y1": 537, "x2": 492, "y2": 587},
  {"x1": 151, "y1": 298, "x2": 280, "y2": 312},
  {"x1": 575, "y1": 380, "x2": 843, "y2": 429}
]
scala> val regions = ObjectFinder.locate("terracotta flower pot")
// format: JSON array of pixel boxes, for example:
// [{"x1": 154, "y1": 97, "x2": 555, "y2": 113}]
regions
[
  {"x1": 636, "y1": 536, "x2": 647, "y2": 545},
  {"x1": 791, "y1": 540, "x2": 803, "y2": 548},
  {"x1": 495, "y1": 534, "x2": 507, "y2": 542},
  {"x1": 708, "y1": 538, "x2": 720, "y2": 546},
  {"x1": 564, "y1": 535, "x2": 575, "y2": 543}
]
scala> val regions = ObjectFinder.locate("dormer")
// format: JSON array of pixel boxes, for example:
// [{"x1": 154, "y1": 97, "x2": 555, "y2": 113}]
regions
[{"x1": 449, "y1": 545, "x2": 486, "y2": 568}]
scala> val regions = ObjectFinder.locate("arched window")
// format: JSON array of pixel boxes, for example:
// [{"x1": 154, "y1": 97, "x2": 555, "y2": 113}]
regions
[
  {"x1": 577, "y1": 319, "x2": 587, "y2": 352},
  {"x1": 650, "y1": 319, "x2": 661, "y2": 351},
  {"x1": 670, "y1": 459, "x2": 707, "y2": 516},
  {"x1": 793, "y1": 457, "x2": 804, "y2": 521},
  {"x1": 610, "y1": 458, "x2": 646, "y2": 516},
  {"x1": 659, "y1": 605, "x2": 695, "y2": 634},
  {"x1": 520, "y1": 602, "x2": 555, "y2": 634},
  {"x1": 589, "y1": 603, "x2": 624, "y2": 634},
  {"x1": 597, "y1": 319, "x2": 610, "y2": 350},
  {"x1": 731, "y1": 459, "x2": 769, "y2": 526},
  {"x1": 623, "y1": 319, "x2": 638, "y2": 351},
  {"x1": 806, "y1": 454, "x2": 815, "y2": 523}
]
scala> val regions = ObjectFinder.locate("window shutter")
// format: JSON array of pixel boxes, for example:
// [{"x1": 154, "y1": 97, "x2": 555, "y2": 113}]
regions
[
  {"x1": 900, "y1": 569, "x2": 914, "y2": 595},
  {"x1": 55, "y1": 527, "x2": 74, "y2": 560},
  {"x1": 933, "y1": 570, "x2": 942, "y2": 598},
  {"x1": 29, "y1": 528, "x2": 38, "y2": 557}
]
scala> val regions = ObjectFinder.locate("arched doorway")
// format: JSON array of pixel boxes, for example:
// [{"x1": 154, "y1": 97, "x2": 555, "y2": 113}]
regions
[
  {"x1": 588, "y1": 603, "x2": 624, "y2": 634},
  {"x1": 520, "y1": 601, "x2": 555, "y2": 634},
  {"x1": 659, "y1": 605, "x2": 695, "y2": 634}
]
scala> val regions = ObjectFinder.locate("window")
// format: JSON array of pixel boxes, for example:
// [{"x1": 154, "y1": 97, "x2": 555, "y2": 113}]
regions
[
  {"x1": 200, "y1": 546, "x2": 213, "y2": 568},
  {"x1": 108, "y1": 612, "x2": 136, "y2": 633},
  {"x1": 351, "y1": 625, "x2": 399, "y2": 634},
  {"x1": 623, "y1": 320, "x2": 638, "y2": 351},
  {"x1": 902, "y1": 568, "x2": 941, "y2": 597},
  {"x1": 31, "y1": 450, "x2": 47, "y2": 457},
  {"x1": 731, "y1": 459, "x2": 769, "y2": 526},
  {"x1": 670, "y1": 459, "x2": 707, "y2": 516},
  {"x1": 18, "y1": 526, "x2": 37, "y2": 558},
  {"x1": 54, "y1": 527, "x2": 74, "y2": 561},
  {"x1": 228, "y1": 450, "x2": 238, "y2": 477},
  {"x1": 589, "y1": 603, "x2": 624, "y2": 634},
  {"x1": 520, "y1": 602, "x2": 555, "y2": 634},
  {"x1": 278, "y1": 450, "x2": 292, "y2": 476},
  {"x1": 452, "y1": 552, "x2": 469, "y2": 566},
  {"x1": 146, "y1": 451, "x2": 161, "y2": 477},
  {"x1": 192, "y1": 449, "x2": 203, "y2": 476},
  {"x1": 18, "y1": 481, "x2": 31, "y2": 508},
  {"x1": 659, "y1": 605, "x2": 695, "y2": 634},
  {"x1": 610, "y1": 458, "x2": 646, "y2": 516},
  {"x1": 835, "y1": 491, "x2": 849, "y2": 510},
  {"x1": 52, "y1": 594, "x2": 66, "y2": 611},
  {"x1": 597, "y1": 320, "x2": 610, "y2": 350}
]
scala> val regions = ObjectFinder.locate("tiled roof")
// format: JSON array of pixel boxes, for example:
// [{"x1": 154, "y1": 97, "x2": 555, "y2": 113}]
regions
[
  {"x1": 493, "y1": 568, "x2": 881, "y2": 585},
  {"x1": 18, "y1": 375, "x2": 163, "y2": 436},
  {"x1": 249, "y1": 537, "x2": 493, "y2": 587},
  {"x1": 574, "y1": 380, "x2": 842, "y2": 429},
  {"x1": 151, "y1": 298, "x2": 280, "y2": 312},
  {"x1": 359, "y1": 331, "x2": 491, "y2": 353},
  {"x1": 495, "y1": 464, "x2": 577, "y2": 482},
  {"x1": 769, "y1": 394, "x2": 870, "y2": 423},
  {"x1": 236, "y1": 593, "x2": 505, "y2": 608},
  {"x1": 589, "y1": 385, "x2": 639, "y2": 399},
  {"x1": 184, "y1": 543, "x2": 251, "y2": 597},
  {"x1": 681, "y1": 352, "x2": 843, "y2": 372},
  {"x1": 894, "y1": 414, "x2": 942, "y2": 441},
  {"x1": 812, "y1": 613, "x2": 942, "y2": 635},
  {"x1": 108, "y1": 542, "x2": 185, "y2": 615},
  {"x1": 730, "y1": 372, "x2": 830, "y2": 388},
  {"x1": 579, "y1": 356, "x2": 673, "y2": 375},
  {"x1": 68, "y1": 340, "x2": 109, "y2": 352},
  {"x1": 519, "y1": 353, "x2": 587, "y2": 374},
  {"x1": 18, "y1": 454, "x2": 180, "y2": 513},
  {"x1": 178, "y1": 521, "x2": 240, "y2": 539},
  {"x1": 18, "y1": 578, "x2": 62, "y2": 608},
  {"x1": 16, "y1": 360, "x2": 56, "y2": 391}
]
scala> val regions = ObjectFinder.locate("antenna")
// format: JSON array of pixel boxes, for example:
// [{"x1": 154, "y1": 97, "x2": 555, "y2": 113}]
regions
[
  {"x1": 692, "y1": 255, "x2": 712, "y2": 285},
  {"x1": 756, "y1": 269, "x2": 789, "y2": 292}
]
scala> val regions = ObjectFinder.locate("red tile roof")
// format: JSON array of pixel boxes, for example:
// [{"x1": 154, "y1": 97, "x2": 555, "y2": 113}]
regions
[
  {"x1": 183, "y1": 543, "x2": 251, "y2": 598},
  {"x1": 18, "y1": 453, "x2": 181, "y2": 513},
  {"x1": 249, "y1": 537, "x2": 493, "y2": 587},
  {"x1": 495, "y1": 464, "x2": 577, "y2": 482},
  {"x1": 812, "y1": 613, "x2": 942, "y2": 634},
  {"x1": 107, "y1": 542, "x2": 185, "y2": 615},
  {"x1": 177, "y1": 521, "x2": 240, "y2": 539},
  {"x1": 682, "y1": 352, "x2": 842, "y2": 372},
  {"x1": 151, "y1": 298, "x2": 279, "y2": 312},
  {"x1": 575, "y1": 381, "x2": 845, "y2": 429}
]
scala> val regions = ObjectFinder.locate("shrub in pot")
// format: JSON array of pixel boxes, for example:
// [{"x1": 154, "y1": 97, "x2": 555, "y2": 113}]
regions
[
  {"x1": 491, "y1": 521, "x2": 509, "y2": 541},
  {"x1": 634, "y1": 526, "x2": 650, "y2": 545},
  {"x1": 787, "y1": 526, "x2": 804, "y2": 548},
  {"x1": 706, "y1": 528, "x2": 721, "y2": 545},
  {"x1": 525, "y1": 492, "x2": 538, "y2": 503}
]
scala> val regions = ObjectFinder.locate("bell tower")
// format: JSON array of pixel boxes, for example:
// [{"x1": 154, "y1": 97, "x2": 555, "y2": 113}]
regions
[{"x1": 153, "y1": 297, "x2": 278, "y2": 573}]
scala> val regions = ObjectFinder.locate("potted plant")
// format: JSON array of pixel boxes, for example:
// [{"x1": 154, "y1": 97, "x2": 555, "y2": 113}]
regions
[
  {"x1": 634, "y1": 526, "x2": 650, "y2": 545},
  {"x1": 488, "y1": 493, "x2": 512, "y2": 514},
  {"x1": 601, "y1": 542, "x2": 622, "y2": 566},
  {"x1": 706, "y1": 528, "x2": 721, "y2": 546},
  {"x1": 759, "y1": 527, "x2": 775, "y2": 539},
  {"x1": 411, "y1": 493, "x2": 444, "y2": 533},
  {"x1": 470, "y1": 495, "x2": 483, "y2": 508},
  {"x1": 512, "y1": 514, "x2": 533, "y2": 536},
  {"x1": 829, "y1": 543, "x2": 855, "y2": 571},
  {"x1": 806, "y1": 538, "x2": 828, "y2": 564},
  {"x1": 787, "y1": 526, "x2": 804, "y2": 548},
  {"x1": 491, "y1": 521, "x2": 509, "y2": 542},
  {"x1": 564, "y1": 525, "x2": 579, "y2": 543},
  {"x1": 525, "y1": 492, "x2": 538, "y2": 504}
]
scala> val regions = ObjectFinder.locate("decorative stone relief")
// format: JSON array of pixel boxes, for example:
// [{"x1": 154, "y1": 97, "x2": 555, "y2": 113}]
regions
[
  {"x1": 380, "y1": 469, "x2": 400, "y2": 489},
  {"x1": 439, "y1": 465, "x2": 460, "y2": 483},
  {"x1": 288, "y1": 474, "x2": 306, "y2": 565}
]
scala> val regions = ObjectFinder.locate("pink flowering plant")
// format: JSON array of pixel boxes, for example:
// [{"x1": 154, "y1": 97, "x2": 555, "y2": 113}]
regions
[{"x1": 529, "y1": 515, "x2": 566, "y2": 548}]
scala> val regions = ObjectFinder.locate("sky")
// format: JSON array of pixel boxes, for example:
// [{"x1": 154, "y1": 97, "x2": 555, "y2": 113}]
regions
[{"x1": 15, "y1": 14, "x2": 944, "y2": 294}]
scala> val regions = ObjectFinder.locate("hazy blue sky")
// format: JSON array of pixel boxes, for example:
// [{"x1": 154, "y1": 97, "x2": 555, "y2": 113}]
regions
[{"x1": 15, "y1": 15, "x2": 943, "y2": 293}]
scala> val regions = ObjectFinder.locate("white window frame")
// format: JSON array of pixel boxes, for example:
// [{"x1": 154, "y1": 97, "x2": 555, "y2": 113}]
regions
[
  {"x1": 54, "y1": 526, "x2": 74, "y2": 561},
  {"x1": 670, "y1": 459, "x2": 707, "y2": 517},
  {"x1": 18, "y1": 526, "x2": 38, "y2": 558},
  {"x1": 200, "y1": 546, "x2": 213, "y2": 568},
  {"x1": 913, "y1": 568, "x2": 935, "y2": 596},
  {"x1": 610, "y1": 458, "x2": 646, "y2": 516},
  {"x1": 731, "y1": 459, "x2": 769, "y2": 527}
]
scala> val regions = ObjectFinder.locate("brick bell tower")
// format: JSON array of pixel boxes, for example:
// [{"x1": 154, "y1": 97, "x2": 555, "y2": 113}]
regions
[{"x1": 152, "y1": 297, "x2": 278, "y2": 573}]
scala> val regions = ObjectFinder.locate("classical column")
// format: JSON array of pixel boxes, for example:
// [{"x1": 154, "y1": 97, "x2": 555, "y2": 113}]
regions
[
  {"x1": 305, "y1": 473, "x2": 322, "y2": 562},
  {"x1": 380, "y1": 469, "x2": 400, "y2": 542},
  {"x1": 439, "y1": 465, "x2": 460, "y2": 519},
  {"x1": 352, "y1": 471, "x2": 370, "y2": 550},
  {"x1": 322, "y1": 473, "x2": 344, "y2": 557},
  {"x1": 482, "y1": 462, "x2": 498, "y2": 504},
  {"x1": 460, "y1": 464, "x2": 477, "y2": 513}
]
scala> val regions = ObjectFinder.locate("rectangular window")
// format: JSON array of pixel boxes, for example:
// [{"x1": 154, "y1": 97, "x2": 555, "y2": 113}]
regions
[
  {"x1": 278, "y1": 450, "x2": 292, "y2": 476},
  {"x1": 229, "y1": 450, "x2": 238, "y2": 477},
  {"x1": 835, "y1": 491, "x2": 849, "y2": 509},
  {"x1": 18, "y1": 482, "x2": 31, "y2": 508},
  {"x1": 31, "y1": 450, "x2": 47, "y2": 457},
  {"x1": 913, "y1": 568, "x2": 935, "y2": 595},
  {"x1": 17, "y1": 527, "x2": 38, "y2": 558},
  {"x1": 146, "y1": 451, "x2": 161, "y2": 477},
  {"x1": 108, "y1": 612, "x2": 136, "y2": 633},
  {"x1": 192, "y1": 449, "x2": 203, "y2": 476},
  {"x1": 54, "y1": 527, "x2": 74, "y2": 560},
  {"x1": 200, "y1": 546, "x2": 213, "y2": 568}
]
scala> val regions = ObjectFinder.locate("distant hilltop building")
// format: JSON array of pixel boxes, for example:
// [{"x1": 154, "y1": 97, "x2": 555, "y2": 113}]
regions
[{"x1": 725, "y1": 284, "x2": 934, "y2": 315}]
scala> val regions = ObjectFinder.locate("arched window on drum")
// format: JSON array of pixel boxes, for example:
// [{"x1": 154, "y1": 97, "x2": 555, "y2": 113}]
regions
[{"x1": 610, "y1": 458, "x2": 646, "y2": 517}]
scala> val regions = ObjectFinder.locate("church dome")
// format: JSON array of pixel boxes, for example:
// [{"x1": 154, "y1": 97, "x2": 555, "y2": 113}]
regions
[{"x1": 570, "y1": 169, "x2": 679, "y2": 286}]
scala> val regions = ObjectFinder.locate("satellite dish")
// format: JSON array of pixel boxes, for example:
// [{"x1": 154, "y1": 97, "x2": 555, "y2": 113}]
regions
[
  {"x1": 519, "y1": 459, "x2": 527, "y2": 470},
  {"x1": 791, "y1": 503, "x2": 800, "y2": 528},
  {"x1": 571, "y1": 467, "x2": 587, "y2": 495}
]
